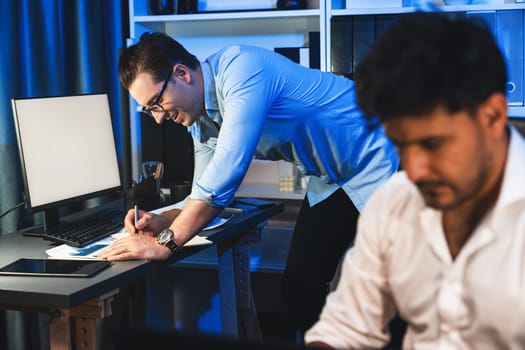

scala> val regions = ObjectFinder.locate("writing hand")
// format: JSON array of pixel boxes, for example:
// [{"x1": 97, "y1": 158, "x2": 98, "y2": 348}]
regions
[{"x1": 123, "y1": 209, "x2": 169, "y2": 236}]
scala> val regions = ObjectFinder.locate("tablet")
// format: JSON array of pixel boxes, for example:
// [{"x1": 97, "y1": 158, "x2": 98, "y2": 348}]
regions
[
  {"x1": 0, "y1": 258, "x2": 111, "y2": 277},
  {"x1": 234, "y1": 198, "x2": 274, "y2": 208}
]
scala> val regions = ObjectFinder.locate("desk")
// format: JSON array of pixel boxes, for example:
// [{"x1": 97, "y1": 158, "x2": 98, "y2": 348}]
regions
[{"x1": 0, "y1": 201, "x2": 283, "y2": 350}]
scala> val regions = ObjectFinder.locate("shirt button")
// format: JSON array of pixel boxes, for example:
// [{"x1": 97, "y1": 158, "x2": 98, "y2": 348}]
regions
[
  {"x1": 437, "y1": 281, "x2": 471, "y2": 329},
  {"x1": 440, "y1": 323, "x2": 452, "y2": 333}
]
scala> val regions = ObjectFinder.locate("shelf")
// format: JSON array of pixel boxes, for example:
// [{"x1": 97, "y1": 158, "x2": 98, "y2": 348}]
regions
[
  {"x1": 332, "y1": 7, "x2": 417, "y2": 15},
  {"x1": 134, "y1": 9, "x2": 321, "y2": 22},
  {"x1": 237, "y1": 183, "x2": 306, "y2": 200},
  {"x1": 509, "y1": 106, "x2": 525, "y2": 118},
  {"x1": 331, "y1": 3, "x2": 525, "y2": 16}
]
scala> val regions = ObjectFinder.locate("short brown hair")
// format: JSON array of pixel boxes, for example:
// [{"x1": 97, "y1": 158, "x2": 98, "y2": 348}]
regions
[{"x1": 118, "y1": 32, "x2": 199, "y2": 89}]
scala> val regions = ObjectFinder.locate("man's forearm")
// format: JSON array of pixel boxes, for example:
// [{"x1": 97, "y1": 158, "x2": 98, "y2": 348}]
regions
[
  {"x1": 169, "y1": 198, "x2": 222, "y2": 246},
  {"x1": 160, "y1": 208, "x2": 183, "y2": 227}
]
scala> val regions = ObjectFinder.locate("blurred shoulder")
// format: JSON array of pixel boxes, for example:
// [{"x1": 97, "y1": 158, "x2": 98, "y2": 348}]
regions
[{"x1": 363, "y1": 171, "x2": 423, "y2": 217}]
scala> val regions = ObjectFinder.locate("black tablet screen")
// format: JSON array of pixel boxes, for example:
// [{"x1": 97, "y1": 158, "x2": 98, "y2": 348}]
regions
[{"x1": 0, "y1": 258, "x2": 111, "y2": 277}]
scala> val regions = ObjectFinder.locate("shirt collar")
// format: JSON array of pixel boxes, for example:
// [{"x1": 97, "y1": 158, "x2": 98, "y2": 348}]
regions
[
  {"x1": 494, "y1": 125, "x2": 525, "y2": 209},
  {"x1": 201, "y1": 60, "x2": 220, "y2": 114},
  {"x1": 188, "y1": 61, "x2": 221, "y2": 142},
  {"x1": 472, "y1": 125, "x2": 525, "y2": 238}
]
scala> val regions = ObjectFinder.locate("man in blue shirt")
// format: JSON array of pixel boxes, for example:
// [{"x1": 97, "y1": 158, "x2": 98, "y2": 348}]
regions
[{"x1": 100, "y1": 32, "x2": 399, "y2": 335}]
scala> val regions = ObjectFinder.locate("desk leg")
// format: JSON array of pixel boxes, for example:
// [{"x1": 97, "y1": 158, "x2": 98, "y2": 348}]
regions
[
  {"x1": 49, "y1": 309, "x2": 72, "y2": 350},
  {"x1": 217, "y1": 226, "x2": 263, "y2": 341},
  {"x1": 48, "y1": 289, "x2": 119, "y2": 350}
]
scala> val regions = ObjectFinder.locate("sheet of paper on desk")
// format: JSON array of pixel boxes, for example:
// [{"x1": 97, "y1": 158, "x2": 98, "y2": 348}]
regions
[
  {"x1": 203, "y1": 216, "x2": 230, "y2": 230},
  {"x1": 45, "y1": 216, "x2": 231, "y2": 259},
  {"x1": 45, "y1": 232, "x2": 128, "y2": 259}
]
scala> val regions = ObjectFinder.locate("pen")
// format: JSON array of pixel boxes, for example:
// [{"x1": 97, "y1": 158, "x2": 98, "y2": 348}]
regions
[
  {"x1": 223, "y1": 206, "x2": 245, "y2": 214},
  {"x1": 134, "y1": 204, "x2": 139, "y2": 235}
]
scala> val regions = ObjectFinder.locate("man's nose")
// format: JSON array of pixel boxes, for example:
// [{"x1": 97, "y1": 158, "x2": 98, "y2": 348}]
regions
[
  {"x1": 402, "y1": 148, "x2": 431, "y2": 182},
  {"x1": 152, "y1": 113, "x2": 164, "y2": 124}
]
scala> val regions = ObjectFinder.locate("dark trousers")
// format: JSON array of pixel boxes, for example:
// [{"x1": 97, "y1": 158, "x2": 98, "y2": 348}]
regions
[{"x1": 282, "y1": 188, "x2": 359, "y2": 334}]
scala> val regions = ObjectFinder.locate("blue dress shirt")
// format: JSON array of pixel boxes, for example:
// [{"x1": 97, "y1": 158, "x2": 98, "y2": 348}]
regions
[{"x1": 185, "y1": 45, "x2": 399, "y2": 210}]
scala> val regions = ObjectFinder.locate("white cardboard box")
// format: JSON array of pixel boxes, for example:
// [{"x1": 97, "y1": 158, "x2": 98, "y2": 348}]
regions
[
  {"x1": 346, "y1": 0, "x2": 402, "y2": 8},
  {"x1": 197, "y1": 0, "x2": 277, "y2": 12}
]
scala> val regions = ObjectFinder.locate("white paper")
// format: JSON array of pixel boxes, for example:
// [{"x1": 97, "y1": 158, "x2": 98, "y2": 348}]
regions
[
  {"x1": 45, "y1": 232, "x2": 128, "y2": 259},
  {"x1": 203, "y1": 216, "x2": 230, "y2": 231},
  {"x1": 45, "y1": 215, "x2": 232, "y2": 259}
]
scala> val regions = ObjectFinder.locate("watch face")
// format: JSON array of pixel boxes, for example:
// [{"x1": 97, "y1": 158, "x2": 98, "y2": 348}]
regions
[{"x1": 157, "y1": 229, "x2": 173, "y2": 245}]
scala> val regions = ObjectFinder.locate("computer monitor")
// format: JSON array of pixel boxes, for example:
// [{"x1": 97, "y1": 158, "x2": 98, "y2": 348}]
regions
[{"x1": 11, "y1": 93, "x2": 122, "y2": 232}]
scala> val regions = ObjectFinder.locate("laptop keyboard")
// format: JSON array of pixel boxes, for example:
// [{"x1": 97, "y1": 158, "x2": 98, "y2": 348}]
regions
[{"x1": 42, "y1": 209, "x2": 124, "y2": 247}]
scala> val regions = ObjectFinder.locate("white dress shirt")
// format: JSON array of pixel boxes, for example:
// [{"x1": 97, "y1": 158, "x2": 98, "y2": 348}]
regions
[{"x1": 305, "y1": 126, "x2": 525, "y2": 350}]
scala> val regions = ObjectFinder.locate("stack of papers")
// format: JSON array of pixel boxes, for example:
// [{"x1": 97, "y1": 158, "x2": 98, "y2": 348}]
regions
[{"x1": 46, "y1": 216, "x2": 231, "y2": 259}]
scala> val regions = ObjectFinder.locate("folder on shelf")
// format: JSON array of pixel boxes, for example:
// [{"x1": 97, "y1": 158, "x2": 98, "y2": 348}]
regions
[
  {"x1": 467, "y1": 10, "x2": 524, "y2": 106},
  {"x1": 496, "y1": 10, "x2": 524, "y2": 106},
  {"x1": 274, "y1": 47, "x2": 310, "y2": 67},
  {"x1": 331, "y1": 16, "x2": 353, "y2": 78},
  {"x1": 374, "y1": 14, "x2": 398, "y2": 40},
  {"x1": 352, "y1": 16, "x2": 375, "y2": 73},
  {"x1": 309, "y1": 31, "x2": 321, "y2": 70},
  {"x1": 466, "y1": 10, "x2": 496, "y2": 34}
]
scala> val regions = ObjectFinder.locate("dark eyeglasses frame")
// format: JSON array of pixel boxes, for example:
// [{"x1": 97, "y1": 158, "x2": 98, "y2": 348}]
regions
[{"x1": 141, "y1": 70, "x2": 172, "y2": 118}]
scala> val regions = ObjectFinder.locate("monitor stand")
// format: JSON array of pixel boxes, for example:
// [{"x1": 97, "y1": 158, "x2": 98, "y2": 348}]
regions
[
  {"x1": 43, "y1": 208, "x2": 59, "y2": 233},
  {"x1": 21, "y1": 208, "x2": 60, "y2": 237}
]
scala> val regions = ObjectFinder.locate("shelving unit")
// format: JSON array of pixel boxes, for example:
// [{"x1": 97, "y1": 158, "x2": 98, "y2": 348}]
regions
[
  {"x1": 325, "y1": 0, "x2": 525, "y2": 109},
  {"x1": 127, "y1": 0, "x2": 525, "y2": 199}
]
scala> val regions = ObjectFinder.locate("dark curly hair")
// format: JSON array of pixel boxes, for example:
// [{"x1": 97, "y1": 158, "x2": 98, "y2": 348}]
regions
[
  {"x1": 118, "y1": 32, "x2": 199, "y2": 89},
  {"x1": 355, "y1": 12, "x2": 507, "y2": 122}
]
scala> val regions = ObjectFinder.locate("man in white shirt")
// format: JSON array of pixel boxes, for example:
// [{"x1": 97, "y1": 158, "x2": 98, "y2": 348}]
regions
[{"x1": 305, "y1": 12, "x2": 525, "y2": 349}]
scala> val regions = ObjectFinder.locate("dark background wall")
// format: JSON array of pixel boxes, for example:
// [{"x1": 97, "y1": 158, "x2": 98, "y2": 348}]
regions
[{"x1": 140, "y1": 114, "x2": 194, "y2": 188}]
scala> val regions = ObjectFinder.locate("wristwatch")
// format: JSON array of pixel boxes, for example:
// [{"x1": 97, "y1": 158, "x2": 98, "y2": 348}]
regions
[{"x1": 156, "y1": 228, "x2": 180, "y2": 254}]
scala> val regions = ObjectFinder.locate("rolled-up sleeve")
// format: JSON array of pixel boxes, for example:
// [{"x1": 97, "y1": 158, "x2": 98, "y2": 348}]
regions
[{"x1": 191, "y1": 47, "x2": 276, "y2": 207}]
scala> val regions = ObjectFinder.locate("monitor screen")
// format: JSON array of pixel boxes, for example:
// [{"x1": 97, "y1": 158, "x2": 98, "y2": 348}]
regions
[{"x1": 11, "y1": 94, "x2": 121, "y2": 221}]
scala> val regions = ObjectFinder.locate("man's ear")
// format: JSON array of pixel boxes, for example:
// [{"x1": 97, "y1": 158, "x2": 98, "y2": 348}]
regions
[
  {"x1": 478, "y1": 92, "x2": 508, "y2": 136},
  {"x1": 173, "y1": 64, "x2": 190, "y2": 82}
]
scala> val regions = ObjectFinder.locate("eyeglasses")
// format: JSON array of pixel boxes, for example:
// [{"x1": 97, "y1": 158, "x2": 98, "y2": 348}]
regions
[{"x1": 141, "y1": 70, "x2": 172, "y2": 118}]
